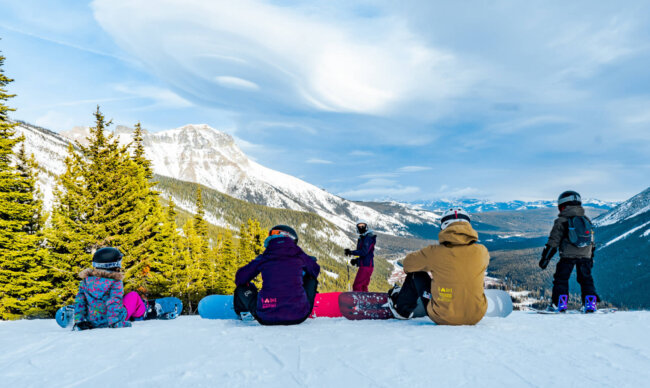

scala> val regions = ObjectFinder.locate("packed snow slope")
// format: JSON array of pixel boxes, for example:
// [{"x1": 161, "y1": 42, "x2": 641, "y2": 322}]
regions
[{"x1": 1, "y1": 312, "x2": 649, "y2": 388}]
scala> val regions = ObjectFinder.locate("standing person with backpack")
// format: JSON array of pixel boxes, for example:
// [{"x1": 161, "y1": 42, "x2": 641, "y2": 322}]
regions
[
  {"x1": 539, "y1": 191, "x2": 599, "y2": 312},
  {"x1": 344, "y1": 220, "x2": 376, "y2": 292}
]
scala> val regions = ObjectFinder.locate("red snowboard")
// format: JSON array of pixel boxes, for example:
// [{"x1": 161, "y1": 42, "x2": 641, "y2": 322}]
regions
[
  {"x1": 310, "y1": 292, "x2": 343, "y2": 318},
  {"x1": 338, "y1": 292, "x2": 394, "y2": 320}
]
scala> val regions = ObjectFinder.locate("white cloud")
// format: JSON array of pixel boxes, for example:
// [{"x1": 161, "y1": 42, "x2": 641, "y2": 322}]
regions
[
  {"x1": 349, "y1": 150, "x2": 374, "y2": 157},
  {"x1": 215, "y1": 76, "x2": 259, "y2": 91},
  {"x1": 398, "y1": 165, "x2": 432, "y2": 173},
  {"x1": 307, "y1": 158, "x2": 334, "y2": 165},
  {"x1": 113, "y1": 84, "x2": 192, "y2": 108},
  {"x1": 339, "y1": 185, "x2": 420, "y2": 199},
  {"x1": 250, "y1": 121, "x2": 317, "y2": 135},
  {"x1": 436, "y1": 186, "x2": 483, "y2": 198},
  {"x1": 92, "y1": 0, "x2": 473, "y2": 116}
]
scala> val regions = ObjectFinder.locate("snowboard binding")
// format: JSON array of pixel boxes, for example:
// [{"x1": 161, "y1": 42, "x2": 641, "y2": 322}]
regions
[
  {"x1": 557, "y1": 294, "x2": 568, "y2": 313},
  {"x1": 584, "y1": 295, "x2": 597, "y2": 313}
]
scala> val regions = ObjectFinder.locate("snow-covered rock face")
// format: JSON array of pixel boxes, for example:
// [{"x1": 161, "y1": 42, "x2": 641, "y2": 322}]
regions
[
  {"x1": 594, "y1": 187, "x2": 650, "y2": 227},
  {"x1": 111, "y1": 123, "x2": 433, "y2": 236},
  {"x1": 15, "y1": 122, "x2": 440, "y2": 239}
]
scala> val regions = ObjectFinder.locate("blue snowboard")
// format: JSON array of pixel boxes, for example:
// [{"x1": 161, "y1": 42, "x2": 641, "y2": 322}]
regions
[{"x1": 198, "y1": 295, "x2": 238, "y2": 319}]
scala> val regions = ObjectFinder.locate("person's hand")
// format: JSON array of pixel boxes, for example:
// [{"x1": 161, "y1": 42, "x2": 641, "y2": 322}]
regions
[
  {"x1": 344, "y1": 248, "x2": 352, "y2": 256},
  {"x1": 350, "y1": 258, "x2": 359, "y2": 267},
  {"x1": 73, "y1": 321, "x2": 92, "y2": 331},
  {"x1": 538, "y1": 245, "x2": 556, "y2": 269}
]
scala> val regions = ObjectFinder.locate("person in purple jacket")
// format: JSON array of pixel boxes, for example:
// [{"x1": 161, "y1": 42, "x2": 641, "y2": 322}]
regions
[
  {"x1": 73, "y1": 247, "x2": 151, "y2": 330},
  {"x1": 233, "y1": 225, "x2": 321, "y2": 325},
  {"x1": 344, "y1": 220, "x2": 376, "y2": 292}
]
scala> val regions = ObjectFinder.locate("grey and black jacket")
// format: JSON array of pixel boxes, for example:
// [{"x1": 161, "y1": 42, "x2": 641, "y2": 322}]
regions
[{"x1": 546, "y1": 205, "x2": 594, "y2": 259}]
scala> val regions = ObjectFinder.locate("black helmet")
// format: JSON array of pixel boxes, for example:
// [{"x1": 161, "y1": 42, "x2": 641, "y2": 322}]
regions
[
  {"x1": 92, "y1": 247, "x2": 123, "y2": 269},
  {"x1": 269, "y1": 225, "x2": 298, "y2": 244},
  {"x1": 558, "y1": 190, "x2": 582, "y2": 208}
]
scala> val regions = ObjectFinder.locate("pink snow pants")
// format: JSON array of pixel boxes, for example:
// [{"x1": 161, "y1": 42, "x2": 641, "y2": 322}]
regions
[
  {"x1": 123, "y1": 291, "x2": 147, "y2": 320},
  {"x1": 353, "y1": 266, "x2": 374, "y2": 292}
]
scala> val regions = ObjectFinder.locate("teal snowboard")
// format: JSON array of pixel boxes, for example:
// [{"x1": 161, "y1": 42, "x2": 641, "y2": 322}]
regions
[{"x1": 198, "y1": 295, "x2": 238, "y2": 319}]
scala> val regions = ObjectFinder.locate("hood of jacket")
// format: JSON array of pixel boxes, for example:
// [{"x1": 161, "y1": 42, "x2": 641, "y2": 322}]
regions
[
  {"x1": 438, "y1": 222, "x2": 479, "y2": 246},
  {"x1": 78, "y1": 268, "x2": 124, "y2": 300},
  {"x1": 263, "y1": 236, "x2": 303, "y2": 259},
  {"x1": 559, "y1": 205, "x2": 585, "y2": 217}
]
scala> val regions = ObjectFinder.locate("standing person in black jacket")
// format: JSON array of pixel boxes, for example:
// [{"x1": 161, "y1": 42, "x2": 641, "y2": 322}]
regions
[
  {"x1": 539, "y1": 190, "x2": 598, "y2": 312},
  {"x1": 344, "y1": 220, "x2": 376, "y2": 292}
]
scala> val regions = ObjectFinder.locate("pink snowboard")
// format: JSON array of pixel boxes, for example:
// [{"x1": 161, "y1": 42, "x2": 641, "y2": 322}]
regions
[{"x1": 310, "y1": 292, "x2": 343, "y2": 318}]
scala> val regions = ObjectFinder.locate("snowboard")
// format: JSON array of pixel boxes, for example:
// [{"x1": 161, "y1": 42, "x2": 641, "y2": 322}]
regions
[
  {"x1": 310, "y1": 292, "x2": 343, "y2": 318},
  {"x1": 146, "y1": 297, "x2": 183, "y2": 320},
  {"x1": 198, "y1": 294, "x2": 238, "y2": 319},
  {"x1": 55, "y1": 296, "x2": 183, "y2": 328},
  {"x1": 528, "y1": 307, "x2": 617, "y2": 315},
  {"x1": 198, "y1": 292, "x2": 343, "y2": 320},
  {"x1": 338, "y1": 289, "x2": 513, "y2": 321}
]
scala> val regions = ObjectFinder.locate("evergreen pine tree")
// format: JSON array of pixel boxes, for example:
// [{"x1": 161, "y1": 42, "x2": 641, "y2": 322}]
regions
[
  {"x1": 47, "y1": 107, "x2": 167, "y2": 304},
  {"x1": 180, "y1": 219, "x2": 207, "y2": 313},
  {"x1": 214, "y1": 230, "x2": 238, "y2": 294},
  {"x1": 0, "y1": 52, "x2": 55, "y2": 319},
  {"x1": 131, "y1": 122, "x2": 152, "y2": 180}
]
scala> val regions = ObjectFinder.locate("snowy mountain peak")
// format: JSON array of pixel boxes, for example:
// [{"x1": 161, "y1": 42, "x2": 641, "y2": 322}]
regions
[
  {"x1": 15, "y1": 121, "x2": 439, "y2": 241},
  {"x1": 594, "y1": 187, "x2": 650, "y2": 226}
]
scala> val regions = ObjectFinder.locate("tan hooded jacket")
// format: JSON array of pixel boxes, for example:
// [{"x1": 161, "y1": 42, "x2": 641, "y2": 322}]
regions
[{"x1": 403, "y1": 222, "x2": 489, "y2": 325}]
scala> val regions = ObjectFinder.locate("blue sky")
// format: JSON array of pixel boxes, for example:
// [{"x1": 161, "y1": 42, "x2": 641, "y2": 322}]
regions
[{"x1": 1, "y1": 0, "x2": 649, "y2": 202}]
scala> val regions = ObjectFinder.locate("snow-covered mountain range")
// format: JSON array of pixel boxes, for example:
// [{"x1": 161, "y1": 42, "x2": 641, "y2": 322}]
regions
[
  {"x1": 592, "y1": 187, "x2": 650, "y2": 308},
  {"x1": 411, "y1": 198, "x2": 617, "y2": 213},
  {"x1": 15, "y1": 121, "x2": 440, "y2": 239}
]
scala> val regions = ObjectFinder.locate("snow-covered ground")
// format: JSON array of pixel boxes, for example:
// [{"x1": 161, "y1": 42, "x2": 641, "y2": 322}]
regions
[{"x1": 2, "y1": 312, "x2": 649, "y2": 388}]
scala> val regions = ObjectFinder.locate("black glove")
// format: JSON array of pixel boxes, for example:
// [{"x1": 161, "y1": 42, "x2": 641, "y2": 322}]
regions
[
  {"x1": 350, "y1": 258, "x2": 359, "y2": 267},
  {"x1": 538, "y1": 245, "x2": 557, "y2": 270},
  {"x1": 344, "y1": 248, "x2": 352, "y2": 256},
  {"x1": 73, "y1": 321, "x2": 93, "y2": 331}
]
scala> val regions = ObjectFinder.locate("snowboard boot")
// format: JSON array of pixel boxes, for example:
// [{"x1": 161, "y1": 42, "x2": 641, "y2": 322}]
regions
[
  {"x1": 387, "y1": 286, "x2": 413, "y2": 320},
  {"x1": 143, "y1": 299, "x2": 158, "y2": 320},
  {"x1": 557, "y1": 294, "x2": 568, "y2": 313},
  {"x1": 583, "y1": 295, "x2": 597, "y2": 313}
]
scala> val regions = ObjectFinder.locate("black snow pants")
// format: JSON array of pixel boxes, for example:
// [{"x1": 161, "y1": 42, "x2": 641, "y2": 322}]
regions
[
  {"x1": 552, "y1": 258, "x2": 598, "y2": 306},
  {"x1": 392, "y1": 271, "x2": 432, "y2": 318},
  {"x1": 233, "y1": 273, "x2": 318, "y2": 325}
]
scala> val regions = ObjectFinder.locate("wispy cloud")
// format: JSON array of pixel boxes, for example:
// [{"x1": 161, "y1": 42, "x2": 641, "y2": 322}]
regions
[
  {"x1": 112, "y1": 84, "x2": 193, "y2": 108},
  {"x1": 92, "y1": 0, "x2": 473, "y2": 116},
  {"x1": 215, "y1": 76, "x2": 260, "y2": 91},
  {"x1": 306, "y1": 158, "x2": 334, "y2": 165},
  {"x1": 349, "y1": 150, "x2": 374, "y2": 157},
  {"x1": 398, "y1": 165, "x2": 432, "y2": 173}
]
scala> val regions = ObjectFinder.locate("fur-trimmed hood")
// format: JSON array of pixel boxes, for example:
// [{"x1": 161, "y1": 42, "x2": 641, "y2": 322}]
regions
[{"x1": 79, "y1": 268, "x2": 125, "y2": 281}]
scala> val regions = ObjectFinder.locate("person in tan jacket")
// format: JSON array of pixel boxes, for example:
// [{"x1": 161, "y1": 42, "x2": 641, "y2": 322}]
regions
[{"x1": 388, "y1": 208, "x2": 489, "y2": 325}]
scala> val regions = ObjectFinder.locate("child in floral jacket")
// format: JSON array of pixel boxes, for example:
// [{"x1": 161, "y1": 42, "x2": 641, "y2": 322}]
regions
[{"x1": 73, "y1": 247, "x2": 147, "y2": 330}]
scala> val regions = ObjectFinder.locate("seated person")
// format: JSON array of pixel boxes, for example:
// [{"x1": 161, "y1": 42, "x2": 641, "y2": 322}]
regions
[
  {"x1": 388, "y1": 208, "x2": 489, "y2": 325},
  {"x1": 233, "y1": 225, "x2": 320, "y2": 325}
]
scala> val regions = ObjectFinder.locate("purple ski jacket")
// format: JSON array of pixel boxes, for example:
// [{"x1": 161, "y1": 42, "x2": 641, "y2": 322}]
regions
[
  {"x1": 73, "y1": 268, "x2": 131, "y2": 329},
  {"x1": 235, "y1": 237, "x2": 320, "y2": 323},
  {"x1": 350, "y1": 232, "x2": 376, "y2": 267}
]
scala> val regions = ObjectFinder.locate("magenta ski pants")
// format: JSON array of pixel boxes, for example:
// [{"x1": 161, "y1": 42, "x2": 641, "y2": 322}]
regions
[
  {"x1": 353, "y1": 266, "x2": 374, "y2": 292},
  {"x1": 123, "y1": 291, "x2": 147, "y2": 320}
]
